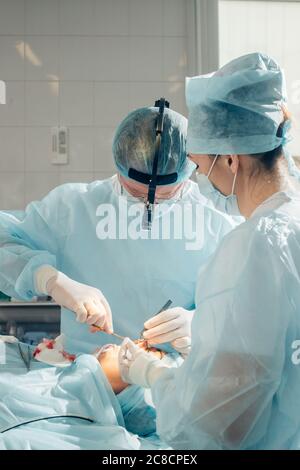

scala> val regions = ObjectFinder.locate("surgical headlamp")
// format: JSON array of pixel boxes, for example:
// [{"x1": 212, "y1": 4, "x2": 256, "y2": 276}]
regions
[{"x1": 128, "y1": 98, "x2": 178, "y2": 231}]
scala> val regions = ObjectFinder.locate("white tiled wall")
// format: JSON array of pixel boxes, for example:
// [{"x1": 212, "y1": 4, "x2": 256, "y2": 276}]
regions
[
  {"x1": 0, "y1": 0, "x2": 188, "y2": 209},
  {"x1": 219, "y1": 0, "x2": 300, "y2": 158}
]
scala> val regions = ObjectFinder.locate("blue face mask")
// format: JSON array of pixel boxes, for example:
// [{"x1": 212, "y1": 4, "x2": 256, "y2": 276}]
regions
[{"x1": 196, "y1": 155, "x2": 241, "y2": 216}]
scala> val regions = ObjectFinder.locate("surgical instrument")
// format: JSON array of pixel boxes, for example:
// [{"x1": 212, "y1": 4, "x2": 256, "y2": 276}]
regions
[
  {"x1": 90, "y1": 325, "x2": 126, "y2": 341},
  {"x1": 140, "y1": 299, "x2": 173, "y2": 339}
]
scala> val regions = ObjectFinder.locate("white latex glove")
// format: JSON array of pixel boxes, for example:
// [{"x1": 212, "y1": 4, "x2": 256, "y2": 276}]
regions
[
  {"x1": 118, "y1": 338, "x2": 170, "y2": 388},
  {"x1": 142, "y1": 307, "x2": 194, "y2": 358},
  {"x1": 35, "y1": 265, "x2": 113, "y2": 333}
]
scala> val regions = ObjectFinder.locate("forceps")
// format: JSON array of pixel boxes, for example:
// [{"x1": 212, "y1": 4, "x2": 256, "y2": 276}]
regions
[
  {"x1": 139, "y1": 299, "x2": 173, "y2": 339},
  {"x1": 17, "y1": 342, "x2": 32, "y2": 372}
]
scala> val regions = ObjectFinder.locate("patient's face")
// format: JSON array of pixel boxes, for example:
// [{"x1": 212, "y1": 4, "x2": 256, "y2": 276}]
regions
[{"x1": 96, "y1": 340, "x2": 165, "y2": 394}]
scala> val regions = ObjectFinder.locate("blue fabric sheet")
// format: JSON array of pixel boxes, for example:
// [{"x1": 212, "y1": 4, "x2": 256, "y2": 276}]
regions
[{"x1": 0, "y1": 341, "x2": 168, "y2": 450}]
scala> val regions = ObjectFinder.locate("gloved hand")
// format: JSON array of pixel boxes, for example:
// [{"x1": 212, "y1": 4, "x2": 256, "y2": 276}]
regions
[
  {"x1": 35, "y1": 265, "x2": 113, "y2": 333},
  {"x1": 118, "y1": 338, "x2": 170, "y2": 388},
  {"x1": 142, "y1": 307, "x2": 194, "y2": 358}
]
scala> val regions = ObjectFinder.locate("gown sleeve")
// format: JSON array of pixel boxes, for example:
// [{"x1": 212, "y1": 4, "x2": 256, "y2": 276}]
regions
[
  {"x1": 151, "y1": 221, "x2": 290, "y2": 449},
  {"x1": 0, "y1": 184, "x2": 73, "y2": 300}
]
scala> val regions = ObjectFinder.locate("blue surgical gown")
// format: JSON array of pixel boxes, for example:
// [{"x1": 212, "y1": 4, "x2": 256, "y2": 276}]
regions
[
  {"x1": 150, "y1": 191, "x2": 300, "y2": 450},
  {"x1": 0, "y1": 340, "x2": 172, "y2": 450},
  {"x1": 0, "y1": 175, "x2": 235, "y2": 353}
]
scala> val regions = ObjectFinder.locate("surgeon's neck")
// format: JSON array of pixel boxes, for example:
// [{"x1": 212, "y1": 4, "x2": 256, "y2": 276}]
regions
[{"x1": 237, "y1": 157, "x2": 292, "y2": 218}]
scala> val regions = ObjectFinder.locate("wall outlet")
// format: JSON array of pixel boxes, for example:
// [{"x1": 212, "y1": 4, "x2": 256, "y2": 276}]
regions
[
  {"x1": 51, "y1": 127, "x2": 69, "y2": 165},
  {"x1": 0, "y1": 80, "x2": 6, "y2": 104}
]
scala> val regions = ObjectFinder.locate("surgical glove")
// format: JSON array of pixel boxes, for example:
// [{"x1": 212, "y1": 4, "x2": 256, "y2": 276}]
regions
[
  {"x1": 142, "y1": 307, "x2": 194, "y2": 357},
  {"x1": 119, "y1": 338, "x2": 170, "y2": 388},
  {"x1": 35, "y1": 265, "x2": 113, "y2": 333}
]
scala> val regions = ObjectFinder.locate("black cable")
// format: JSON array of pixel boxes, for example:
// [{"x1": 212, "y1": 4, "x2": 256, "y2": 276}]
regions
[{"x1": 1, "y1": 414, "x2": 95, "y2": 434}]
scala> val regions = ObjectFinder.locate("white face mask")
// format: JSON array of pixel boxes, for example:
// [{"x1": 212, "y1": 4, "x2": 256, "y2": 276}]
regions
[{"x1": 196, "y1": 155, "x2": 241, "y2": 216}]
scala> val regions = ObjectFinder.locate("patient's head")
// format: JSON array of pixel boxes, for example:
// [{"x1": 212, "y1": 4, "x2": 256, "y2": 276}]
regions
[{"x1": 96, "y1": 340, "x2": 165, "y2": 394}]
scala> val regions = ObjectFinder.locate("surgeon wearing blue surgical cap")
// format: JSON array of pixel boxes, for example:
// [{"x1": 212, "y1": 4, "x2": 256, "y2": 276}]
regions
[
  {"x1": 0, "y1": 103, "x2": 235, "y2": 355},
  {"x1": 119, "y1": 53, "x2": 300, "y2": 449}
]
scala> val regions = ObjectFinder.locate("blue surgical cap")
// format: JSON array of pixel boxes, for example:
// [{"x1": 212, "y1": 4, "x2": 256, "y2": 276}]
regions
[
  {"x1": 113, "y1": 107, "x2": 195, "y2": 184},
  {"x1": 186, "y1": 52, "x2": 290, "y2": 156}
]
